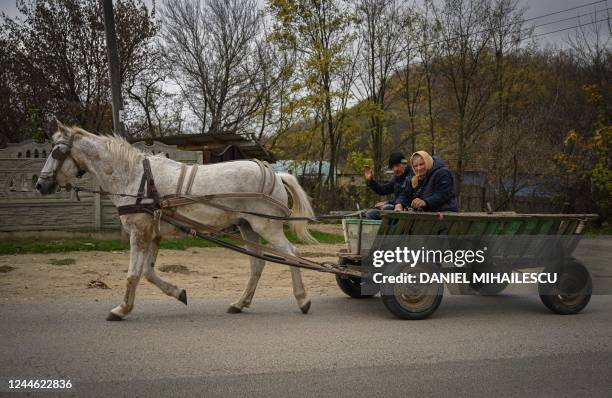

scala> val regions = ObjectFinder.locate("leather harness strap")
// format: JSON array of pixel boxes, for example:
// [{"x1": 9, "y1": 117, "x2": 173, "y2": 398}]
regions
[
  {"x1": 252, "y1": 159, "x2": 277, "y2": 195},
  {"x1": 184, "y1": 165, "x2": 198, "y2": 195},
  {"x1": 143, "y1": 158, "x2": 160, "y2": 206},
  {"x1": 121, "y1": 203, "x2": 360, "y2": 277},
  {"x1": 265, "y1": 163, "x2": 276, "y2": 196},
  {"x1": 255, "y1": 159, "x2": 267, "y2": 193},
  {"x1": 160, "y1": 192, "x2": 291, "y2": 217},
  {"x1": 122, "y1": 158, "x2": 159, "y2": 213},
  {"x1": 117, "y1": 158, "x2": 294, "y2": 218},
  {"x1": 176, "y1": 164, "x2": 187, "y2": 196}
]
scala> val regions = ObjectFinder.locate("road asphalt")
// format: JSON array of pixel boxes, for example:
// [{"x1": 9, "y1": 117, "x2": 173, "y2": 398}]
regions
[{"x1": 1, "y1": 292, "x2": 611, "y2": 397}]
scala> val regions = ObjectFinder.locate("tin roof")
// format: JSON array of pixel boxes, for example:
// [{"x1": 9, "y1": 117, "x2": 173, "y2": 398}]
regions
[{"x1": 129, "y1": 132, "x2": 274, "y2": 162}]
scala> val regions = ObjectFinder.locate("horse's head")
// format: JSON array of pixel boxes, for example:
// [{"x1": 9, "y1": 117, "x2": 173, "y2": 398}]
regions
[{"x1": 36, "y1": 120, "x2": 86, "y2": 195}]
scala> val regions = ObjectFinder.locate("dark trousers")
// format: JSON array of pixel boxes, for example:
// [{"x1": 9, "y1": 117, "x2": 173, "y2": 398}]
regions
[{"x1": 366, "y1": 204, "x2": 394, "y2": 220}]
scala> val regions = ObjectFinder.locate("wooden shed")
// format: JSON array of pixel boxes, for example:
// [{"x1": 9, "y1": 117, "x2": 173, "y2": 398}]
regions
[{"x1": 130, "y1": 132, "x2": 274, "y2": 164}]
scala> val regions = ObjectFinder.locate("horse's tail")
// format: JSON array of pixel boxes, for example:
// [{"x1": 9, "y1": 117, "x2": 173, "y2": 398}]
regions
[{"x1": 277, "y1": 173, "x2": 318, "y2": 244}]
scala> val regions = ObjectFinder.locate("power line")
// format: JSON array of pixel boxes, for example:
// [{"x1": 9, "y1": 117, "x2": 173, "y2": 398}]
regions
[
  {"x1": 404, "y1": 16, "x2": 611, "y2": 67},
  {"x1": 528, "y1": 7, "x2": 611, "y2": 33},
  {"x1": 531, "y1": 15, "x2": 611, "y2": 39},
  {"x1": 408, "y1": 1, "x2": 610, "y2": 54},
  {"x1": 520, "y1": 0, "x2": 608, "y2": 24}
]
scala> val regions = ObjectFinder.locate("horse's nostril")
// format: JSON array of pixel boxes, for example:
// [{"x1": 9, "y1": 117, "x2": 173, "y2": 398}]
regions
[{"x1": 35, "y1": 183, "x2": 42, "y2": 191}]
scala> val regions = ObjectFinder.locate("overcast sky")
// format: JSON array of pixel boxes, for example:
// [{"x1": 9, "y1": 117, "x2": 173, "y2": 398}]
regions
[{"x1": 1, "y1": 0, "x2": 609, "y2": 48}]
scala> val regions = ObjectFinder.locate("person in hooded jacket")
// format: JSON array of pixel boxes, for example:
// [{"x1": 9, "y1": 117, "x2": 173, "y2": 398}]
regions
[{"x1": 398, "y1": 150, "x2": 458, "y2": 212}]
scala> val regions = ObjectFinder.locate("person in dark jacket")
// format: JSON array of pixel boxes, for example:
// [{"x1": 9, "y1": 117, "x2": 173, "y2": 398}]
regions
[
  {"x1": 397, "y1": 150, "x2": 458, "y2": 212},
  {"x1": 363, "y1": 151, "x2": 411, "y2": 219}
]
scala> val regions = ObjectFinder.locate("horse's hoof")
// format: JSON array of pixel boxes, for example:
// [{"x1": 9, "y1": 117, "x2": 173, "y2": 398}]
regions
[
  {"x1": 300, "y1": 300, "x2": 311, "y2": 314},
  {"x1": 227, "y1": 305, "x2": 242, "y2": 314},
  {"x1": 178, "y1": 289, "x2": 187, "y2": 305},
  {"x1": 106, "y1": 312, "x2": 123, "y2": 321}
]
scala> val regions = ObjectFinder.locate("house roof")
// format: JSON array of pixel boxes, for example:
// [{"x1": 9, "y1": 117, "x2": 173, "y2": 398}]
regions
[{"x1": 129, "y1": 132, "x2": 274, "y2": 162}]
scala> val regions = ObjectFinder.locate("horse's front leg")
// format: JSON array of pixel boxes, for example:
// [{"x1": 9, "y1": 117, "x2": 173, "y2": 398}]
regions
[{"x1": 106, "y1": 230, "x2": 150, "y2": 321}]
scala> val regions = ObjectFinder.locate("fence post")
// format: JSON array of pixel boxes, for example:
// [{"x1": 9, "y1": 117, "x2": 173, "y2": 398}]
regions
[{"x1": 94, "y1": 192, "x2": 102, "y2": 230}]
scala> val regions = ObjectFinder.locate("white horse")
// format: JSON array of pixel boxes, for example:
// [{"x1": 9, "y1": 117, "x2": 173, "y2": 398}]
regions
[{"x1": 36, "y1": 121, "x2": 317, "y2": 321}]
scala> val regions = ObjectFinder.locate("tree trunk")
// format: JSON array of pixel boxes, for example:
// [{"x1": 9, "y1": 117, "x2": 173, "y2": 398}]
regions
[{"x1": 426, "y1": 74, "x2": 435, "y2": 155}]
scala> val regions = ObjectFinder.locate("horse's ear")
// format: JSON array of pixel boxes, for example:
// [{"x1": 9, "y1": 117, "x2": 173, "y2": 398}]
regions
[
  {"x1": 55, "y1": 118, "x2": 71, "y2": 137},
  {"x1": 45, "y1": 128, "x2": 53, "y2": 140}
]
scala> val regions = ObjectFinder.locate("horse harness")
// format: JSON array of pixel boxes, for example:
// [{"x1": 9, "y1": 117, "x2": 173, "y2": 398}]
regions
[
  {"x1": 111, "y1": 158, "x2": 360, "y2": 277},
  {"x1": 41, "y1": 135, "x2": 87, "y2": 182},
  {"x1": 46, "y1": 140, "x2": 363, "y2": 277},
  {"x1": 116, "y1": 158, "x2": 291, "y2": 221}
]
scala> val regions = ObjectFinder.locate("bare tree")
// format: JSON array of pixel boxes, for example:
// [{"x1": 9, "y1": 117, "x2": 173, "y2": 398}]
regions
[
  {"x1": 354, "y1": 0, "x2": 407, "y2": 179},
  {"x1": 566, "y1": 8, "x2": 611, "y2": 119},
  {"x1": 160, "y1": 0, "x2": 265, "y2": 135},
  {"x1": 251, "y1": 32, "x2": 302, "y2": 145},
  {"x1": 484, "y1": 0, "x2": 530, "y2": 209},
  {"x1": 396, "y1": 4, "x2": 429, "y2": 154},
  {"x1": 433, "y1": 0, "x2": 495, "y2": 205},
  {"x1": 268, "y1": 0, "x2": 356, "y2": 188},
  {"x1": 417, "y1": 0, "x2": 443, "y2": 155},
  {"x1": 0, "y1": 0, "x2": 156, "y2": 138}
]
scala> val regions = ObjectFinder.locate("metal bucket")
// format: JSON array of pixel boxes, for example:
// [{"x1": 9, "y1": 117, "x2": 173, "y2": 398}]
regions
[{"x1": 342, "y1": 218, "x2": 382, "y2": 254}]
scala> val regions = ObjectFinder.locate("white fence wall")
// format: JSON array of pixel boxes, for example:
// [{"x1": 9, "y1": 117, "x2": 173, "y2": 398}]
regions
[{"x1": 0, "y1": 140, "x2": 202, "y2": 233}]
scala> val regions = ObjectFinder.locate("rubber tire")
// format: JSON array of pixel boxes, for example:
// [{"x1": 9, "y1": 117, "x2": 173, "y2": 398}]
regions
[
  {"x1": 539, "y1": 259, "x2": 592, "y2": 315},
  {"x1": 335, "y1": 257, "x2": 377, "y2": 298},
  {"x1": 381, "y1": 262, "x2": 443, "y2": 320}
]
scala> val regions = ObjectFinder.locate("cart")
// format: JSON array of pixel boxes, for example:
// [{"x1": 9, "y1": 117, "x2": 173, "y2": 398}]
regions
[{"x1": 336, "y1": 211, "x2": 598, "y2": 320}]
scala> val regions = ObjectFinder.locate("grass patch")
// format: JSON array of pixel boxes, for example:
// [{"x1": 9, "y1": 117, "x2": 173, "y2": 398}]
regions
[
  {"x1": 0, "y1": 225, "x2": 344, "y2": 255},
  {"x1": 283, "y1": 226, "x2": 345, "y2": 244},
  {"x1": 159, "y1": 264, "x2": 189, "y2": 274},
  {"x1": 0, "y1": 265, "x2": 16, "y2": 273},
  {"x1": 299, "y1": 252, "x2": 334, "y2": 258},
  {"x1": 160, "y1": 239, "x2": 217, "y2": 250},
  {"x1": 584, "y1": 221, "x2": 612, "y2": 235},
  {"x1": 48, "y1": 258, "x2": 76, "y2": 266},
  {"x1": 0, "y1": 239, "x2": 130, "y2": 255}
]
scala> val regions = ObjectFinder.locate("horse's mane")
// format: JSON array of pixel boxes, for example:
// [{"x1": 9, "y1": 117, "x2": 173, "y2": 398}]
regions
[{"x1": 72, "y1": 127, "x2": 144, "y2": 173}]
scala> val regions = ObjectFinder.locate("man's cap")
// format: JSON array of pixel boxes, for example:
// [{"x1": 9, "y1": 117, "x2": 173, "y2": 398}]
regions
[{"x1": 388, "y1": 151, "x2": 407, "y2": 168}]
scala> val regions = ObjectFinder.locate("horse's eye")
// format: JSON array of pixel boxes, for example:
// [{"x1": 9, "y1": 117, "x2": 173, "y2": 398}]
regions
[{"x1": 51, "y1": 147, "x2": 67, "y2": 160}]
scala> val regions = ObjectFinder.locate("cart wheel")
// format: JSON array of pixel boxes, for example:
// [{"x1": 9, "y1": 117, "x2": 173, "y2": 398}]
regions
[
  {"x1": 539, "y1": 259, "x2": 592, "y2": 315},
  {"x1": 335, "y1": 257, "x2": 377, "y2": 298},
  {"x1": 381, "y1": 262, "x2": 443, "y2": 320}
]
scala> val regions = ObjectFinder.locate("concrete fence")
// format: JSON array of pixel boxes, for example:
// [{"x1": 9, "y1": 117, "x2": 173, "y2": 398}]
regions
[{"x1": 0, "y1": 140, "x2": 202, "y2": 237}]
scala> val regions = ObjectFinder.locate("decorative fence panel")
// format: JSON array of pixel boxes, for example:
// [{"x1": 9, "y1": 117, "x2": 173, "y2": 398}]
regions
[{"x1": 0, "y1": 140, "x2": 202, "y2": 232}]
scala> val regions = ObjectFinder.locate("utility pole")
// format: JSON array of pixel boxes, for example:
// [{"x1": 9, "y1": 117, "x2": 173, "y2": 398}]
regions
[{"x1": 102, "y1": 0, "x2": 125, "y2": 136}]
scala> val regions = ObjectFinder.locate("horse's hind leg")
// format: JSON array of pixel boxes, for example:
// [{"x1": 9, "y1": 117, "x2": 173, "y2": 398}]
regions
[
  {"x1": 249, "y1": 220, "x2": 311, "y2": 314},
  {"x1": 143, "y1": 236, "x2": 187, "y2": 305},
  {"x1": 227, "y1": 223, "x2": 266, "y2": 313}
]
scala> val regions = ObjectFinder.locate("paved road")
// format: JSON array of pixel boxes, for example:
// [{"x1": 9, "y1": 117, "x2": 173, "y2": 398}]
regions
[{"x1": 1, "y1": 293, "x2": 612, "y2": 397}]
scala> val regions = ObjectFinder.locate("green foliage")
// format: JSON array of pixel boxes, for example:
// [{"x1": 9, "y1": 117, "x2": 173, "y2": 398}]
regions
[
  {"x1": 281, "y1": 227, "x2": 345, "y2": 244},
  {"x1": 347, "y1": 151, "x2": 373, "y2": 174},
  {"x1": 557, "y1": 85, "x2": 611, "y2": 216}
]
